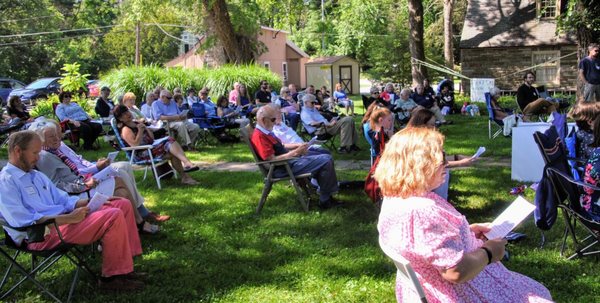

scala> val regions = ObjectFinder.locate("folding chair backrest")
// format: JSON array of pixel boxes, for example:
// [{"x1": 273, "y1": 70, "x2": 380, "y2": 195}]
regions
[
  {"x1": 537, "y1": 85, "x2": 549, "y2": 99},
  {"x1": 110, "y1": 118, "x2": 131, "y2": 157},
  {"x1": 484, "y1": 92, "x2": 496, "y2": 121},
  {"x1": 379, "y1": 242, "x2": 428, "y2": 303},
  {"x1": 240, "y1": 125, "x2": 270, "y2": 177},
  {"x1": 362, "y1": 122, "x2": 376, "y2": 157}
]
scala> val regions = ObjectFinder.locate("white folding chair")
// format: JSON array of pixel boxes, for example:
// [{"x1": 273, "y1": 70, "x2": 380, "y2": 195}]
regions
[{"x1": 380, "y1": 241, "x2": 428, "y2": 303}]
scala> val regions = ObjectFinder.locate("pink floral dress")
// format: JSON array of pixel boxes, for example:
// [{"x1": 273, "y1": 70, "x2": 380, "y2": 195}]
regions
[{"x1": 378, "y1": 192, "x2": 553, "y2": 303}]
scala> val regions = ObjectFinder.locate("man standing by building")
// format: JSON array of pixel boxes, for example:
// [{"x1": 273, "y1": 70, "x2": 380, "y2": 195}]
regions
[{"x1": 579, "y1": 43, "x2": 600, "y2": 102}]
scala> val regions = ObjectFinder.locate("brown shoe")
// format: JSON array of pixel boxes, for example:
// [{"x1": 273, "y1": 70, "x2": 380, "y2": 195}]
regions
[
  {"x1": 145, "y1": 212, "x2": 171, "y2": 223},
  {"x1": 98, "y1": 277, "x2": 144, "y2": 291}
]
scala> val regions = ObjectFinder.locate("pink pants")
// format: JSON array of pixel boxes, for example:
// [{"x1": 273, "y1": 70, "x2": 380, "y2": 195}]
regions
[{"x1": 27, "y1": 199, "x2": 142, "y2": 277}]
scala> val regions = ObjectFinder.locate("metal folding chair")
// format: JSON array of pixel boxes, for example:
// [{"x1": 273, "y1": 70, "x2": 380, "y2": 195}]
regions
[{"x1": 0, "y1": 218, "x2": 96, "y2": 303}]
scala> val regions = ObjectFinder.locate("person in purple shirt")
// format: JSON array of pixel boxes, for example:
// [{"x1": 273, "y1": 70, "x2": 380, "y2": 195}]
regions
[{"x1": 152, "y1": 90, "x2": 199, "y2": 149}]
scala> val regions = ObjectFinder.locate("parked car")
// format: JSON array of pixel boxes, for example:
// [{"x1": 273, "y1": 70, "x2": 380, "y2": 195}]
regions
[
  {"x1": 87, "y1": 80, "x2": 100, "y2": 98},
  {"x1": 0, "y1": 78, "x2": 26, "y2": 106},
  {"x1": 8, "y1": 77, "x2": 61, "y2": 105}
]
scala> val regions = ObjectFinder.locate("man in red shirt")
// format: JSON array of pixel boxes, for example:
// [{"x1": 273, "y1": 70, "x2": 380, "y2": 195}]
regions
[{"x1": 251, "y1": 106, "x2": 341, "y2": 209}]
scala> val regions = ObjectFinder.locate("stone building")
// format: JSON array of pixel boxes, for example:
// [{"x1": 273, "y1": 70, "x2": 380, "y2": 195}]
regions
[{"x1": 459, "y1": 0, "x2": 577, "y2": 93}]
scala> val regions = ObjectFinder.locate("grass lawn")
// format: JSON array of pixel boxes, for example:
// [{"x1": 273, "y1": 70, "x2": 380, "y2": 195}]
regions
[{"x1": 1, "y1": 101, "x2": 599, "y2": 302}]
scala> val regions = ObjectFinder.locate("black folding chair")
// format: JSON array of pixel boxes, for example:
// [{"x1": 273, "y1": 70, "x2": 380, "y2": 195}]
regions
[
  {"x1": 0, "y1": 218, "x2": 96, "y2": 302},
  {"x1": 533, "y1": 126, "x2": 600, "y2": 259}
]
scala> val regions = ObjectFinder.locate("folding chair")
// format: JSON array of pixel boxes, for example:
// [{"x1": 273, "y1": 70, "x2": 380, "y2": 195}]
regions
[
  {"x1": 533, "y1": 126, "x2": 600, "y2": 259},
  {"x1": 0, "y1": 123, "x2": 24, "y2": 148},
  {"x1": 0, "y1": 218, "x2": 96, "y2": 303},
  {"x1": 110, "y1": 118, "x2": 176, "y2": 189},
  {"x1": 485, "y1": 92, "x2": 504, "y2": 139},
  {"x1": 300, "y1": 122, "x2": 337, "y2": 151},
  {"x1": 379, "y1": 241, "x2": 428, "y2": 303},
  {"x1": 362, "y1": 122, "x2": 376, "y2": 166},
  {"x1": 190, "y1": 102, "x2": 227, "y2": 145},
  {"x1": 53, "y1": 103, "x2": 81, "y2": 149},
  {"x1": 240, "y1": 125, "x2": 313, "y2": 213}
]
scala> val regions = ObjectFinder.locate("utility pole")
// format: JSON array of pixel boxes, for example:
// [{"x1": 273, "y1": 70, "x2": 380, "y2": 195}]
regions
[
  {"x1": 135, "y1": 21, "x2": 141, "y2": 66},
  {"x1": 321, "y1": 0, "x2": 325, "y2": 51}
]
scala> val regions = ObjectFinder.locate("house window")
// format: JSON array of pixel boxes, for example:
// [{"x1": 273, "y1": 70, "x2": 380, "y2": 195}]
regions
[
  {"x1": 282, "y1": 62, "x2": 288, "y2": 82},
  {"x1": 537, "y1": 0, "x2": 558, "y2": 18},
  {"x1": 532, "y1": 50, "x2": 560, "y2": 86},
  {"x1": 263, "y1": 61, "x2": 271, "y2": 70}
]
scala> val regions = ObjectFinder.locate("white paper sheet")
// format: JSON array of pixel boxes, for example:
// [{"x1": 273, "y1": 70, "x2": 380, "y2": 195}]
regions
[
  {"x1": 472, "y1": 146, "x2": 486, "y2": 159},
  {"x1": 88, "y1": 192, "x2": 109, "y2": 213},
  {"x1": 92, "y1": 166, "x2": 118, "y2": 182},
  {"x1": 107, "y1": 151, "x2": 119, "y2": 162},
  {"x1": 484, "y1": 196, "x2": 536, "y2": 240},
  {"x1": 307, "y1": 136, "x2": 318, "y2": 145}
]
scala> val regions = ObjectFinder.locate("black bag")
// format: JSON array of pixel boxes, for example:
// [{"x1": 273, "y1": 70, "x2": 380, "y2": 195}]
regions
[{"x1": 155, "y1": 162, "x2": 174, "y2": 179}]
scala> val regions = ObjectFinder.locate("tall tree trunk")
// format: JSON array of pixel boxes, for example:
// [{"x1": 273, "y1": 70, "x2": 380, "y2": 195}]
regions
[
  {"x1": 408, "y1": 0, "x2": 428, "y2": 85},
  {"x1": 201, "y1": 0, "x2": 254, "y2": 64},
  {"x1": 443, "y1": 0, "x2": 454, "y2": 68}
]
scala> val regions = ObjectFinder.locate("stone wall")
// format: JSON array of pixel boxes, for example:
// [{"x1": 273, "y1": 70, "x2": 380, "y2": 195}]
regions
[{"x1": 460, "y1": 45, "x2": 578, "y2": 94}]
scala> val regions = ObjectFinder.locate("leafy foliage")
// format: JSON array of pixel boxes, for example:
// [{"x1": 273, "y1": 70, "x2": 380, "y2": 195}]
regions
[
  {"x1": 100, "y1": 65, "x2": 281, "y2": 104},
  {"x1": 29, "y1": 94, "x2": 97, "y2": 119},
  {"x1": 58, "y1": 62, "x2": 90, "y2": 93}
]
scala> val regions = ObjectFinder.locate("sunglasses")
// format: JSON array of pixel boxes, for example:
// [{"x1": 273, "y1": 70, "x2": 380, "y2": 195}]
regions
[{"x1": 264, "y1": 117, "x2": 276, "y2": 122}]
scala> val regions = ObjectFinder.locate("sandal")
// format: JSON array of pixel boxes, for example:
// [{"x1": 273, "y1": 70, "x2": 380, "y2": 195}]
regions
[
  {"x1": 183, "y1": 165, "x2": 199, "y2": 173},
  {"x1": 145, "y1": 212, "x2": 170, "y2": 223},
  {"x1": 138, "y1": 221, "x2": 160, "y2": 235}
]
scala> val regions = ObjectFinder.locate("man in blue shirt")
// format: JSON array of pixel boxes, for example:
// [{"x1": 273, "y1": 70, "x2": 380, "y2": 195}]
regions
[
  {"x1": 199, "y1": 88, "x2": 217, "y2": 116},
  {"x1": 300, "y1": 94, "x2": 360, "y2": 153},
  {"x1": 579, "y1": 43, "x2": 600, "y2": 102},
  {"x1": 152, "y1": 89, "x2": 200, "y2": 149},
  {"x1": 0, "y1": 131, "x2": 145, "y2": 290}
]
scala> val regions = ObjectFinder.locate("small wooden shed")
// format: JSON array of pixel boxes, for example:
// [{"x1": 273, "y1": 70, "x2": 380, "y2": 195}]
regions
[{"x1": 305, "y1": 56, "x2": 360, "y2": 94}]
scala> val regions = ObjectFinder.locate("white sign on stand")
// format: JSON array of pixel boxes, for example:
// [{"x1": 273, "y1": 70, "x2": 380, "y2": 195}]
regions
[{"x1": 470, "y1": 78, "x2": 495, "y2": 102}]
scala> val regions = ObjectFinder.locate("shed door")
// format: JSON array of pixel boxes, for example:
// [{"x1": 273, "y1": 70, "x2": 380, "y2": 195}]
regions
[{"x1": 339, "y1": 65, "x2": 352, "y2": 93}]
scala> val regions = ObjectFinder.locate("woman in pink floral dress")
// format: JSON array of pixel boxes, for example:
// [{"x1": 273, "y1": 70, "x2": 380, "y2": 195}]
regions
[{"x1": 374, "y1": 127, "x2": 553, "y2": 302}]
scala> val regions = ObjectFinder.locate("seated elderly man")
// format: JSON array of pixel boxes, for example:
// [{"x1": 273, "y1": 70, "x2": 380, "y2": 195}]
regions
[
  {"x1": 0, "y1": 131, "x2": 145, "y2": 291},
  {"x1": 251, "y1": 106, "x2": 341, "y2": 209},
  {"x1": 31, "y1": 121, "x2": 163, "y2": 235},
  {"x1": 152, "y1": 89, "x2": 200, "y2": 150},
  {"x1": 271, "y1": 105, "x2": 329, "y2": 156},
  {"x1": 300, "y1": 94, "x2": 360, "y2": 154}
]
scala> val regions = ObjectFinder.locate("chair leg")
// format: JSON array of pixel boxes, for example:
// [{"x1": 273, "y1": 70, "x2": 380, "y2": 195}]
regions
[
  {"x1": 256, "y1": 181, "x2": 273, "y2": 213},
  {"x1": 488, "y1": 120, "x2": 492, "y2": 139},
  {"x1": 286, "y1": 166, "x2": 309, "y2": 212}
]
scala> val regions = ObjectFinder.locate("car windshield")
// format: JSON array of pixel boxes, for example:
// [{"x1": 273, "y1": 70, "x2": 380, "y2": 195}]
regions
[{"x1": 26, "y1": 78, "x2": 56, "y2": 89}]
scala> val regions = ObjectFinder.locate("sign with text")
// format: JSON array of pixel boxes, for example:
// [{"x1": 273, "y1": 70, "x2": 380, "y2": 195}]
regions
[{"x1": 470, "y1": 78, "x2": 495, "y2": 102}]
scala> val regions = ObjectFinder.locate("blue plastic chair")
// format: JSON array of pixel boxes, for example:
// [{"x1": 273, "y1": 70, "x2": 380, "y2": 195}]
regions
[
  {"x1": 485, "y1": 92, "x2": 504, "y2": 139},
  {"x1": 362, "y1": 122, "x2": 376, "y2": 166},
  {"x1": 190, "y1": 102, "x2": 226, "y2": 144}
]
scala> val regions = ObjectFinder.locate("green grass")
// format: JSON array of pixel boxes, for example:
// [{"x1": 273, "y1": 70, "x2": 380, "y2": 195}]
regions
[{"x1": 2, "y1": 100, "x2": 599, "y2": 302}]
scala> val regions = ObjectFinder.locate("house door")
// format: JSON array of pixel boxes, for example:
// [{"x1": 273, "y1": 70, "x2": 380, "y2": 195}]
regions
[{"x1": 339, "y1": 65, "x2": 352, "y2": 93}]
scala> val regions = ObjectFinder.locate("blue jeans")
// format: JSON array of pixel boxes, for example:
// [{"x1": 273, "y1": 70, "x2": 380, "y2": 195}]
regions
[{"x1": 274, "y1": 154, "x2": 338, "y2": 201}]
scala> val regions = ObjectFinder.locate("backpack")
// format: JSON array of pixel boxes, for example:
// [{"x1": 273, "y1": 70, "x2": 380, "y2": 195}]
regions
[{"x1": 364, "y1": 129, "x2": 386, "y2": 204}]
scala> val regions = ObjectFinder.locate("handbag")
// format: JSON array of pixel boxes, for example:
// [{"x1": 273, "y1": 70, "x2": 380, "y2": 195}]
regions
[{"x1": 364, "y1": 128, "x2": 386, "y2": 204}]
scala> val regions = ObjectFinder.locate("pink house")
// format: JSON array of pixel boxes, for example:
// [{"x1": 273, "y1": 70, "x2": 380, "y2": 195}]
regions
[{"x1": 165, "y1": 26, "x2": 309, "y2": 89}]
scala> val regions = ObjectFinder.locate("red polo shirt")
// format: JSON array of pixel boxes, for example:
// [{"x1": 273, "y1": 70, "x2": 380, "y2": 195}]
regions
[{"x1": 250, "y1": 128, "x2": 287, "y2": 161}]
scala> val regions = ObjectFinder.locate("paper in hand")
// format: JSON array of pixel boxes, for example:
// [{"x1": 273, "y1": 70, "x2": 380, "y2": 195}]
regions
[
  {"x1": 88, "y1": 192, "x2": 109, "y2": 213},
  {"x1": 484, "y1": 196, "x2": 536, "y2": 240},
  {"x1": 307, "y1": 136, "x2": 318, "y2": 145},
  {"x1": 92, "y1": 166, "x2": 118, "y2": 182},
  {"x1": 472, "y1": 146, "x2": 486, "y2": 159},
  {"x1": 107, "y1": 151, "x2": 119, "y2": 162},
  {"x1": 180, "y1": 109, "x2": 189, "y2": 117}
]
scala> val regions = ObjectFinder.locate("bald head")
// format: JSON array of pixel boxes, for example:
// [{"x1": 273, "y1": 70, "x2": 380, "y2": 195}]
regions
[{"x1": 256, "y1": 105, "x2": 278, "y2": 130}]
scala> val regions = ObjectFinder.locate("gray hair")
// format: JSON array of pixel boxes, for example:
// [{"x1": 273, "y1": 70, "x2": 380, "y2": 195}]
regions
[
  {"x1": 400, "y1": 88, "x2": 412, "y2": 96},
  {"x1": 28, "y1": 119, "x2": 58, "y2": 143},
  {"x1": 489, "y1": 86, "x2": 501, "y2": 98},
  {"x1": 302, "y1": 93, "x2": 316, "y2": 103},
  {"x1": 280, "y1": 86, "x2": 289, "y2": 95},
  {"x1": 8, "y1": 130, "x2": 41, "y2": 153},
  {"x1": 370, "y1": 86, "x2": 380, "y2": 94}
]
